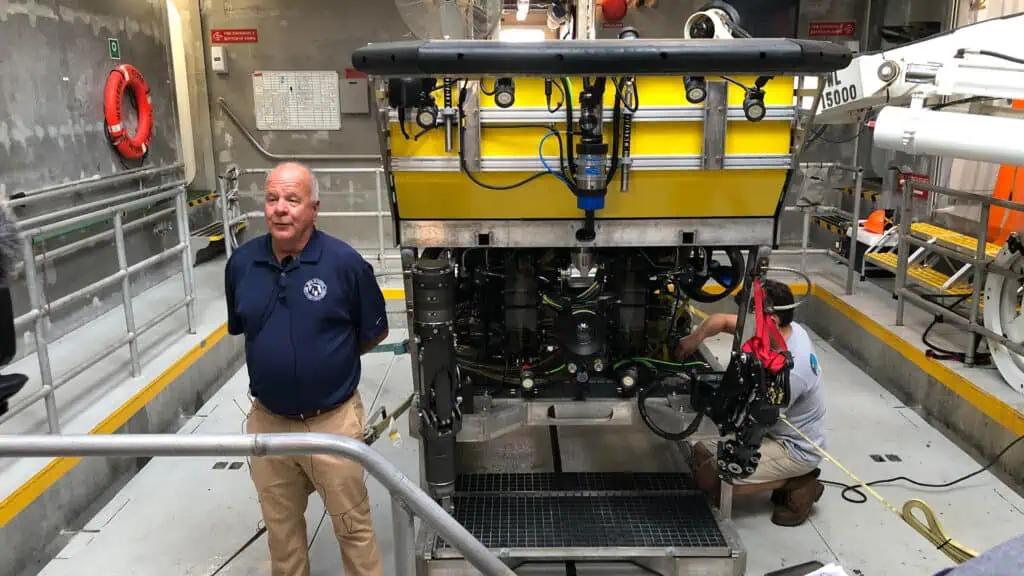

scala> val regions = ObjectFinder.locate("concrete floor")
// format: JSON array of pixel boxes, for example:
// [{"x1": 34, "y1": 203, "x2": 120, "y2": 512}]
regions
[
  {"x1": 22, "y1": 261, "x2": 1024, "y2": 576},
  {"x1": 3, "y1": 247, "x2": 1023, "y2": 575},
  {"x1": 0, "y1": 262, "x2": 228, "y2": 498},
  {"x1": 780, "y1": 252, "x2": 1023, "y2": 414}
]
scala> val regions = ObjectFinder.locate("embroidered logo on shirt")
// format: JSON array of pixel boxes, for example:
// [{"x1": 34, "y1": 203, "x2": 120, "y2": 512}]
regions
[
  {"x1": 809, "y1": 353, "x2": 820, "y2": 376},
  {"x1": 303, "y1": 278, "x2": 327, "y2": 302}
]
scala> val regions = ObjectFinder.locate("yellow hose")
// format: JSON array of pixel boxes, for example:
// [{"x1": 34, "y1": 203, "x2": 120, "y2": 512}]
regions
[{"x1": 779, "y1": 416, "x2": 978, "y2": 564}]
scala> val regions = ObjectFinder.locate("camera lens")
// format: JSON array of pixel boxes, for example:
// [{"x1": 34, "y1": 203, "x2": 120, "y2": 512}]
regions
[{"x1": 688, "y1": 15, "x2": 715, "y2": 39}]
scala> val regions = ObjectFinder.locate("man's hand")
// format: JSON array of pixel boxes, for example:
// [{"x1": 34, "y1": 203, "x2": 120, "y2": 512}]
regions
[
  {"x1": 675, "y1": 333, "x2": 702, "y2": 359},
  {"x1": 675, "y1": 313, "x2": 739, "y2": 360}
]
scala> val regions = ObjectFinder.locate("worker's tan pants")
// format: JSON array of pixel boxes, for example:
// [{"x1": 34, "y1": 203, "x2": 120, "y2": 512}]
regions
[
  {"x1": 246, "y1": 393, "x2": 383, "y2": 576},
  {"x1": 699, "y1": 436, "x2": 817, "y2": 485}
]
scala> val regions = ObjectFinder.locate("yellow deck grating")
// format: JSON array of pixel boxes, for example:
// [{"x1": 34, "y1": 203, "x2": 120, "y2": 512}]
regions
[
  {"x1": 910, "y1": 222, "x2": 1002, "y2": 259},
  {"x1": 865, "y1": 252, "x2": 974, "y2": 296}
]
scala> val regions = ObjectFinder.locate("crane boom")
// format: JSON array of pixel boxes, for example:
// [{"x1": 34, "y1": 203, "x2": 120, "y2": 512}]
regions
[{"x1": 812, "y1": 12, "x2": 1024, "y2": 124}]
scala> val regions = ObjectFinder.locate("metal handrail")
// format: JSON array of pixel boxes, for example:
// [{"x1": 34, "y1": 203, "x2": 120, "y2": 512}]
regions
[
  {"x1": 893, "y1": 177, "x2": 1024, "y2": 365},
  {"x1": 2, "y1": 185, "x2": 197, "y2": 433},
  {"x1": 224, "y1": 167, "x2": 396, "y2": 271},
  {"x1": 0, "y1": 433, "x2": 516, "y2": 576},
  {"x1": 18, "y1": 180, "x2": 184, "y2": 230},
  {"x1": 12, "y1": 164, "x2": 183, "y2": 206},
  {"x1": 217, "y1": 98, "x2": 381, "y2": 162}
]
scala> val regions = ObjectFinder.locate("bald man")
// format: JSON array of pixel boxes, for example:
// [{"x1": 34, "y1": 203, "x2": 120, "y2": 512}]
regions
[{"x1": 224, "y1": 162, "x2": 388, "y2": 576}]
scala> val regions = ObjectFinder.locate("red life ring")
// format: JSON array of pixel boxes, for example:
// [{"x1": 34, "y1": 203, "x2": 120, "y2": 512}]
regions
[{"x1": 103, "y1": 64, "x2": 154, "y2": 161}]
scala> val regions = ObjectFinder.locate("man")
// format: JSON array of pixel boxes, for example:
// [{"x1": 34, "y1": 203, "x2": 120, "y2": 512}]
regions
[
  {"x1": 224, "y1": 162, "x2": 388, "y2": 576},
  {"x1": 676, "y1": 279, "x2": 826, "y2": 527}
]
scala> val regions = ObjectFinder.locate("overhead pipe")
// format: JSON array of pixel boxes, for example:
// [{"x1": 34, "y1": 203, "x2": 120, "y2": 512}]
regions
[{"x1": 217, "y1": 98, "x2": 381, "y2": 162}]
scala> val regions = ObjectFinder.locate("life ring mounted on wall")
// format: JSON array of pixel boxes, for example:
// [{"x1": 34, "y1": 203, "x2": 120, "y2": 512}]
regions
[{"x1": 103, "y1": 64, "x2": 154, "y2": 161}]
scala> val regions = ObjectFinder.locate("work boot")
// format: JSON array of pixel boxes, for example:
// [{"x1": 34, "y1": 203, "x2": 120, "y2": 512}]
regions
[
  {"x1": 771, "y1": 469, "x2": 824, "y2": 527},
  {"x1": 691, "y1": 443, "x2": 722, "y2": 507},
  {"x1": 0, "y1": 373, "x2": 29, "y2": 416}
]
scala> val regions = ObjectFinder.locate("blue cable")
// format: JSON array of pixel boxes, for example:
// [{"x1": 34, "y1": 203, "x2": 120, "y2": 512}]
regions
[{"x1": 539, "y1": 131, "x2": 573, "y2": 191}]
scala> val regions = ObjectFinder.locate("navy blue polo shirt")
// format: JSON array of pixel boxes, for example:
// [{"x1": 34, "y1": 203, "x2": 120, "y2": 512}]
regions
[{"x1": 224, "y1": 229, "x2": 388, "y2": 416}]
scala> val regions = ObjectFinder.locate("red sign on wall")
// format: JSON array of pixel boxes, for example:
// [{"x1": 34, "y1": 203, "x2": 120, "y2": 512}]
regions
[
  {"x1": 898, "y1": 173, "x2": 931, "y2": 199},
  {"x1": 210, "y1": 29, "x2": 259, "y2": 44},
  {"x1": 808, "y1": 21, "x2": 857, "y2": 38}
]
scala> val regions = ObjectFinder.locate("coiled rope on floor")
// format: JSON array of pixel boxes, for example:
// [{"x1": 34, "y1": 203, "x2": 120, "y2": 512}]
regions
[{"x1": 779, "y1": 416, "x2": 978, "y2": 564}]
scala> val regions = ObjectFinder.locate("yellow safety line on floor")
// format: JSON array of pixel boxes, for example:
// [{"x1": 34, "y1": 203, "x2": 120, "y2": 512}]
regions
[
  {"x1": 0, "y1": 289, "x2": 410, "y2": 527},
  {"x1": 2, "y1": 285, "x2": 1018, "y2": 529},
  {"x1": 690, "y1": 280, "x2": 1022, "y2": 437},
  {"x1": 811, "y1": 285, "x2": 1024, "y2": 437},
  {"x1": 0, "y1": 325, "x2": 229, "y2": 528}
]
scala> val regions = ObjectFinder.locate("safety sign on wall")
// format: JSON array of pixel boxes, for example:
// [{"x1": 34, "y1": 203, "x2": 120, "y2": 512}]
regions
[
  {"x1": 252, "y1": 70, "x2": 342, "y2": 131},
  {"x1": 808, "y1": 21, "x2": 857, "y2": 38},
  {"x1": 210, "y1": 29, "x2": 259, "y2": 44}
]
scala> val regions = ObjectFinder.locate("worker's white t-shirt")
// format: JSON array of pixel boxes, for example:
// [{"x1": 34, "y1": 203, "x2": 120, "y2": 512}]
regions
[{"x1": 767, "y1": 322, "x2": 826, "y2": 465}]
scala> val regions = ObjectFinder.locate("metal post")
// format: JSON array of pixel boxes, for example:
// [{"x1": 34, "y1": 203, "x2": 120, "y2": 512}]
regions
[
  {"x1": 375, "y1": 169, "x2": 386, "y2": 271},
  {"x1": 732, "y1": 247, "x2": 763, "y2": 352},
  {"x1": 220, "y1": 178, "x2": 233, "y2": 260},
  {"x1": 965, "y1": 208, "x2": 990, "y2": 366},
  {"x1": 719, "y1": 482, "x2": 734, "y2": 519},
  {"x1": 847, "y1": 168, "x2": 864, "y2": 295},
  {"x1": 20, "y1": 239, "x2": 59, "y2": 433},
  {"x1": 0, "y1": 433, "x2": 517, "y2": 576},
  {"x1": 801, "y1": 208, "x2": 811, "y2": 276},
  {"x1": 392, "y1": 496, "x2": 416, "y2": 576},
  {"x1": 113, "y1": 213, "x2": 141, "y2": 377},
  {"x1": 895, "y1": 178, "x2": 913, "y2": 326},
  {"x1": 174, "y1": 191, "x2": 197, "y2": 334}
]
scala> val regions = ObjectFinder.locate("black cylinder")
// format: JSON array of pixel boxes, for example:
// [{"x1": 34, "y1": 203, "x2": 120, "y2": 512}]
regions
[
  {"x1": 503, "y1": 255, "x2": 538, "y2": 354},
  {"x1": 613, "y1": 256, "x2": 646, "y2": 353},
  {"x1": 412, "y1": 259, "x2": 455, "y2": 325},
  {"x1": 411, "y1": 258, "x2": 459, "y2": 503}
]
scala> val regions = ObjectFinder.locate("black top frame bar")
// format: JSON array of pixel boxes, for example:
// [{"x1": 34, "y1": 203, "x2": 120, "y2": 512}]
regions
[{"x1": 351, "y1": 39, "x2": 852, "y2": 77}]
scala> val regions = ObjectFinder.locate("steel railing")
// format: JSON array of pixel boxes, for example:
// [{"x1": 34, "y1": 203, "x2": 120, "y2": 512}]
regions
[
  {"x1": 221, "y1": 166, "x2": 399, "y2": 273},
  {"x1": 0, "y1": 433, "x2": 516, "y2": 576},
  {"x1": 893, "y1": 177, "x2": 1024, "y2": 366},
  {"x1": 0, "y1": 165, "x2": 197, "y2": 433}
]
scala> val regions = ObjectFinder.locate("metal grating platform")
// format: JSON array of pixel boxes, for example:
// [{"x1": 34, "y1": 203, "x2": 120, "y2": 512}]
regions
[
  {"x1": 454, "y1": 471, "x2": 695, "y2": 494},
  {"x1": 435, "y1": 472, "x2": 727, "y2": 552}
]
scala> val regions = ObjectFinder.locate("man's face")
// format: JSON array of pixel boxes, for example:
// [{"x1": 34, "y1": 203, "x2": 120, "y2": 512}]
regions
[{"x1": 264, "y1": 167, "x2": 319, "y2": 245}]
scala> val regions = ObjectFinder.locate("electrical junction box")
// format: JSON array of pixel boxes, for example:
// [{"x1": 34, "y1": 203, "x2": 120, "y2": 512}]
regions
[
  {"x1": 211, "y1": 46, "x2": 227, "y2": 74},
  {"x1": 340, "y1": 70, "x2": 370, "y2": 115}
]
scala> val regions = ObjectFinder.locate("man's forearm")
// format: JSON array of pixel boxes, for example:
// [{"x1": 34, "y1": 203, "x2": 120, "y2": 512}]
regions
[{"x1": 693, "y1": 313, "x2": 736, "y2": 341}]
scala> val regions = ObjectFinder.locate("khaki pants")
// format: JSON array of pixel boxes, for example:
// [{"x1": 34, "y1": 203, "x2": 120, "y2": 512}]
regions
[
  {"x1": 246, "y1": 393, "x2": 383, "y2": 576},
  {"x1": 699, "y1": 436, "x2": 817, "y2": 486}
]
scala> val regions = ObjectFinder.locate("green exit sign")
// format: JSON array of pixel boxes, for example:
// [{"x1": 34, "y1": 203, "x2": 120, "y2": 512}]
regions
[{"x1": 108, "y1": 38, "x2": 121, "y2": 60}]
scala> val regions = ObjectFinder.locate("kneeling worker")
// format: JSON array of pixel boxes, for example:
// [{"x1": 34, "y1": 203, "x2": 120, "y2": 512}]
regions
[
  {"x1": 225, "y1": 162, "x2": 389, "y2": 575},
  {"x1": 676, "y1": 280, "x2": 826, "y2": 527}
]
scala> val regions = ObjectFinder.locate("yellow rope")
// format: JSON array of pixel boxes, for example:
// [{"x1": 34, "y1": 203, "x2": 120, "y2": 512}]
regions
[
  {"x1": 778, "y1": 416, "x2": 978, "y2": 564},
  {"x1": 687, "y1": 302, "x2": 976, "y2": 563}
]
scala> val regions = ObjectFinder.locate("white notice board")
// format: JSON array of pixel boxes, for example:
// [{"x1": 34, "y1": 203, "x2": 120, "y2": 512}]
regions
[{"x1": 252, "y1": 70, "x2": 341, "y2": 131}]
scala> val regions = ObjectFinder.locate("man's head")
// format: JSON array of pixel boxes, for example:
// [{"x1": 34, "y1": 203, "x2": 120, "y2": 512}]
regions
[
  {"x1": 264, "y1": 162, "x2": 319, "y2": 251},
  {"x1": 734, "y1": 279, "x2": 795, "y2": 328}
]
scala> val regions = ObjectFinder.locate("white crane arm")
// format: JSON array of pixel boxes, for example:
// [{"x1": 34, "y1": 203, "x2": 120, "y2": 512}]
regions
[{"x1": 811, "y1": 12, "x2": 1024, "y2": 124}]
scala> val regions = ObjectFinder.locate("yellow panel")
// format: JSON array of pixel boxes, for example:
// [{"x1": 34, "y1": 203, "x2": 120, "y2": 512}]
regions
[
  {"x1": 388, "y1": 74, "x2": 795, "y2": 221},
  {"x1": 475, "y1": 75, "x2": 795, "y2": 109},
  {"x1": 393, "y1": 169, "x2": 787, "y2": 219}
]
